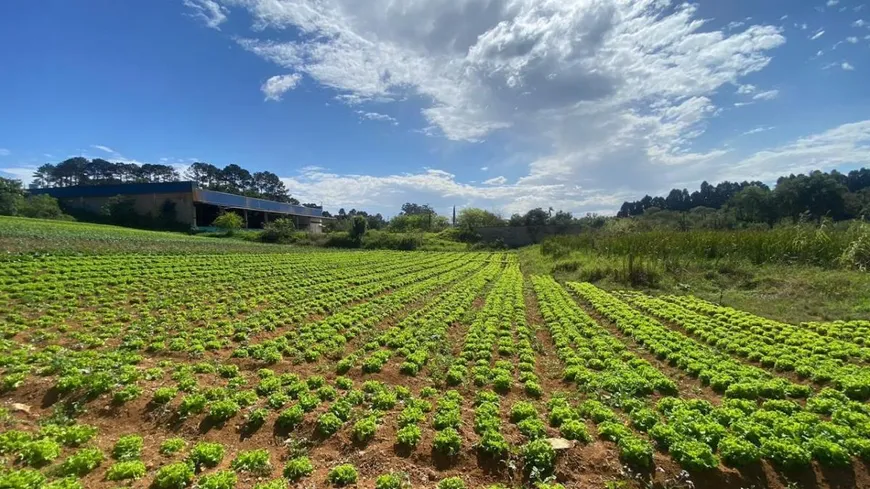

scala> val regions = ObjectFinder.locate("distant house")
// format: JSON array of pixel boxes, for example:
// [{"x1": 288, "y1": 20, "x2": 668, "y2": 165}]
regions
[{"x1": 31, "y1": 181, "x2": 328, "y2": 232}]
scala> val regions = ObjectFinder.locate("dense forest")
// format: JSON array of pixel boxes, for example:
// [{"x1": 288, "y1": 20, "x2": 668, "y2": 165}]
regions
[
  {"x1": 30, "y1": 158, "x2": 304, "y2": 205},
  {"x1": 618, "y1": 168, "x2": 870, "y2": 223}
]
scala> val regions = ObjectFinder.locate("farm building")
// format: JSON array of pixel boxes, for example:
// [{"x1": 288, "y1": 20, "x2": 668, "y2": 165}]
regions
[{"x1": 31, "y1": 181, "x2": 327, "y2": 232}]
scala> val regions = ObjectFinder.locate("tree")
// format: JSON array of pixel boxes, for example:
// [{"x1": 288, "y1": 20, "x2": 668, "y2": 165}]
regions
[
  {"x1": 508, "y1": 213, "x2": 524, "y2": 226},
  {"x1": 0, "y1": 177, "x2": 25, "y2": 215},
  {"x1": 729, "y1": 185, "x2": 775, "y2": 225},
  {"x1": 456, "y1": 208, "x2": 504, "y2": 229},
  {"x1": 213, "y1": 212, "x2": 244, "y2": 236},
  {"x1": 349, "y1": 215, "x2": 368, "y2": 242},
  {"x1": 366, "y1": 213, "x2": 387, "y2": 230},
  {"x1": 523, "y1": 208, "x2": 549, "y2": 227},
  {"x1": 548, "y1": 210, "x2": 573, "y2": 231},
  {"x1": 252, "y1": 171, "x2": 291, "y2": 202},
  {"x1": 218, "y1": 164, "x2": 253, "y2": 194},
  {"x1": 400, "y1": 203, "x2": 433, "y2": 215},
  {"x1": 186, "y1": 162, "x2": 221, "y2": 188}
]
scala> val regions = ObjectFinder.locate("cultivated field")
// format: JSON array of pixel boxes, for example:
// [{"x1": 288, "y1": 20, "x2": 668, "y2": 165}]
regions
[{"x1": 1, "y1": 220, "x2": 869, "y2": 489}]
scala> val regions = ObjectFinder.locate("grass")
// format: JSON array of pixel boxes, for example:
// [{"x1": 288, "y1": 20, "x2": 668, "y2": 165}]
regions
[
  {"x1": 0, "y1": 216, "x2": 279, "y2": 254},
  {"x1": 518, "y1": 245, "x2": 870, "y2": 323}
]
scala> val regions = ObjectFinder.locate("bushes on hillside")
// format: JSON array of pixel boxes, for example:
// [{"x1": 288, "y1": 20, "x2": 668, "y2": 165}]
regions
[
  {"x1": 0, "y1": 177, "x2": 71, "y2": 221},
  {"x1": 260, "y1": 218, "x2": 295, "y2": 243}
]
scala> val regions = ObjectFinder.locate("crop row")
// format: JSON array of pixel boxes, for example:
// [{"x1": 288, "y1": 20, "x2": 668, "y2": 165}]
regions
[
  {"x1": 619, "y1": 291, "x2": 870, "y2": 401},
  {"x1": 568, "y1": 282, "x2": 870, "y2": 468},
  {"x1": 660, "y1": 294, "x2": 870, "y2": 363}
]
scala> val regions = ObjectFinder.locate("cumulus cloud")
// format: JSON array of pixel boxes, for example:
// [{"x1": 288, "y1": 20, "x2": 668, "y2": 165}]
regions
[
  {"x1": 222, "y1": 0, "x2": 788, "y2": 197},
  {"x1": 842, "y1": 62, "x2": 855, "y2": 70},
  {"x1": 483, "y1": 176, "x2": 508, "y2": 185},
  {"x1": 854, "y1": 19, "x2": 867, "y2": 27},
  {"x1": 355, "y1": 111, "x2": 398, "y2": 124},
  {"x1": 261, "y1": 74, "x2": 302, "y2": 101},
  {"x1": 183, "y1": 0, "x2": 228, "y2": 29},
  {"x1": 171, "y1": 1, "x2": 869, "y2": 213}
]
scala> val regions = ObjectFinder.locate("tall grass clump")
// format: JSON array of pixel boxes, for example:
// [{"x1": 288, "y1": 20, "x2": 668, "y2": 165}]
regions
[{"x1": 541, "y1": 221, "x2": 866, "y2": 270}]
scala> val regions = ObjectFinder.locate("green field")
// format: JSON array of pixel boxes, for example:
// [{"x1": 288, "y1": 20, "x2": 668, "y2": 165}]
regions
[{"x1": 0, "y1": 218, "x2": 868, "y2": 489}]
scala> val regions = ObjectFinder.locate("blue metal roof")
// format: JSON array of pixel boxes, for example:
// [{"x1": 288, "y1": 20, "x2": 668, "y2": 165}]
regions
[
  {"x1": 31, "y1": 182, "x2": 325, "y2": 218},
  {"x1": 194, "y1": 189, "x2": 324, "y2": 217}
]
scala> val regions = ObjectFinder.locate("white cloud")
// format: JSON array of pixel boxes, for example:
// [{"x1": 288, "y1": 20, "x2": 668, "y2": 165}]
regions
[
  {"x1": 736, "y1": 84, "x2": 756, "y2": 94},
  {"x1": 826, "y1": 0, "x2": 839, "y2": 6},
  {"x1": 91, "y1": 144, "x2": 116, "y2": 155},
  {"x1": 483, "y1": 176, "x2": 507, "y2": 185},
  {"x1": 0, "y1": 167, "x2": 36, "y2": 184},
  {"x1": 261, "y1": 74, "x2": 302, "y2": 101},
  {"x1": 846, "y1": 36, "x2": 859, "y2": 43},
  {"x1": 854, "y1": 19, "x2": 867, "y2": 27},
  {"x1": 221, "y1": 0, "x2": 787, "y2": 198},
  {"x1": 355, "y1": 111, "x2": 398, "y2": 124},
  {"x1": 810, "y1": 30, "x2": 826, "y2": 40},
  {"x1": 741, "y1": 126, "x2": 775, "y2": 136},
  {"x1": 183, "y1": 0, "x2": 228, "y2": 30},
  {"x1": 842, "y1": 62, "x2": 855, "y2": 70},
  {"x1": 480, "y1": 167, "x2": 489, "y2": 171},
  {"x1": 753, "y1": 89, "x2": 779, "y2": 100},
  {"x1": 0, "y1": 148, "x2": 9, "y2": 157},
  {"x1": 717, "y1": 120, "x2": 870, "y2": 182}
]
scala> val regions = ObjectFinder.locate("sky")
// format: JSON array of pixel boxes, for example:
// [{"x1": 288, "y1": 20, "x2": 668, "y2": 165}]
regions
[{"x1": 1, "y1": 0, "x2": 869, "y2": 217}]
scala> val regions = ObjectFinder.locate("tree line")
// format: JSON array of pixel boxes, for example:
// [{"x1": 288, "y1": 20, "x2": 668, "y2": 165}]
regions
[
  {"x1": 618, "y1": 168, "x2": 870, "y2": 224},
  {"x1": 30, "y1": 158, "x2": 305, "y2": 205}
]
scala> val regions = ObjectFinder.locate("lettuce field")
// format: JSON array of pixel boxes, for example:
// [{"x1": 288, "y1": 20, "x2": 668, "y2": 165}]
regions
[{"x1": 1, "y1": 227, "x2": 869, "y2": 488}]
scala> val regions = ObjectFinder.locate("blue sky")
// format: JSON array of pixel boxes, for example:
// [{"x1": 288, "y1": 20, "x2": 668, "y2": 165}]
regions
[{"x1": 1, "y1": 0, "x2": 869, "y2": 216}]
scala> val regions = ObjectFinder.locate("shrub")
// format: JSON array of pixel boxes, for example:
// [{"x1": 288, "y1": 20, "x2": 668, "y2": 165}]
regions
[
  {"x1": 197, "y1": 470, "x2": 238, "y2": 489},
  {"x1": 189, "y1": 441, "x2": 225, "y2": 469},
  {"x1": 213, "y1": 212, "x2": 243, "y2": 235},
  {"x1": 260, "y1": 218, "x2": 296, "y2": 243},
  {"x1": 437, "y1": 477, "x2": 466, "y2": 489},
  {"x1": 433, "y1": 428, "x2": 462, "y2": 456},
  {"x1": 152, "y1": 462, "x2": 195, "y2": 489},
  {"x1": 112, "y1": 434, "x2": 143, "y2": 461},
  {"x1": 283, "y1": 456, "x2": 314, "y2": 481},
  {"x1": 328, "y1": 464, "x2": 359, "y2": 486},
  {"x1": 523, "y1": 439, "x2": 556, "y2": 480},
  {"x1": 61, "y1": 447, "x2": 104, "y2": 476},
  {"x1": 106, "y1": 460, "x2": 147, "y2": 481},
  {"x1": 396, "y1": 425, "x2": 422, "y2": 448},
  {"x1": 231, "y1": 449, "x2": 272, "y2": 474}
]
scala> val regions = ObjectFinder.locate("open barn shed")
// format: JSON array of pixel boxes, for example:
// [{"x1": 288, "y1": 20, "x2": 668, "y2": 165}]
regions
[{"x1": 31, "y1": 181, "x2": 327, "y2": 232}]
